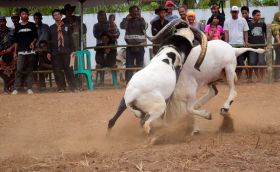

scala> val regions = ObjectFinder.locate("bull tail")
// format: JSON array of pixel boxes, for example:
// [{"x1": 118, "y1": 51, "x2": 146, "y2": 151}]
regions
[
  {"x1": 108, "y1": 97, "x2": 127, "y2": 130},
  {"x1": 234, "y1": 48, "x2": 266, "y2": 57}
]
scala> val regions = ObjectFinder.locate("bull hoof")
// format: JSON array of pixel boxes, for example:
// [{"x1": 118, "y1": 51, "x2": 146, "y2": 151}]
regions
[
  {"x1": 192, "y1": 129, "x2": 200, "y2": 136},
  {"x1": 220, "y1": 108, "x2": 229, "y2": 116},
  {"x1": 108, "y1": 119, "x2": 115, "y2": 129}
]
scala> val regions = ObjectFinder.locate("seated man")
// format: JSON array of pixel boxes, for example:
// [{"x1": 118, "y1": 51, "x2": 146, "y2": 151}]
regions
[
  {"x1": 0, "y1": 53, "x2": 16, "y2": 93},
  {"x1": 94, "y1": 33, "x2": 117, "y2": 85},
  {"x1": 0, "y1": 15, "x2": 16, "y2": 93},
  {"x1": 37, "y1": 40, "x2": 52, "y2": 89},
  {"x1": 95, "y1": 32, "x2": 116, "y2": 68}
]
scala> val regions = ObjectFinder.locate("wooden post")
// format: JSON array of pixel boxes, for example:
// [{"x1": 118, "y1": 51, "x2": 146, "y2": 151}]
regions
[{"x1": 266, "y1": 24, "x2": 273, "y2": 83}]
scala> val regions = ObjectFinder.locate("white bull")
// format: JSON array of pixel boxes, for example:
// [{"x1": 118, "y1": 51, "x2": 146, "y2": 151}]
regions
[
  {"x1": 165, "y1": 40, "x2": 266, "y2": 132},
  {"x1": 107, "y1": 22, "x2": 209, "y2": 134}
]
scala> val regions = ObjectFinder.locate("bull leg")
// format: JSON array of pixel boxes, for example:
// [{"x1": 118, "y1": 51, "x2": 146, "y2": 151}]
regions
[
  {"x1": 194, "y1": 83, "x2": 218, "y2": 109},
  {"x1": 221, "y1": 67, "x2": 237, "y2": 116},
  {"x1": 186, "y1": 86, "x2": 212, "y2": 120},
  {"x1": 108, "y1": 97, "x2": 127, "y2": 130},
  {"x1": 143, "y1": 98, "x2": 166, "y2": 134}
]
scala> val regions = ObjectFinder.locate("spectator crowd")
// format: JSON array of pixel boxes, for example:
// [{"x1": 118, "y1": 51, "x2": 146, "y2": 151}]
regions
[{"x1": 0, "y1": 0, "x2": 279, "y2": 94}]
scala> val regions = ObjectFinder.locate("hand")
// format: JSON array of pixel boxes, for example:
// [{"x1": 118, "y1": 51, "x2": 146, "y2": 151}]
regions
[
  {"x1": 4, "y1": 47, "x2": 11, "y2": 53},
  {"x1": 126, "y1": 14, "x2": 132, "y2": 19},
  {"x1": 105, "y1": 48, "x2": 111, "y2": 54},
  {"x1": 70, "y1": 52, "x2": 76, "y2": 58},
  {"x1": 30, "y1": 42, "x2": 35, "y2": 50},
  {"x1": 47, "y1": 53, "x2": 51, "y2": 61}
]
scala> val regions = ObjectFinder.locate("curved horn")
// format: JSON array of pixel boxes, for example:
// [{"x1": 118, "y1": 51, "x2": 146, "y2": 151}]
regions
[
  {"x1": 189, "y1": 27, "x2": 208, "y2": 71},
  {"x1": 145, "y1": 18, "x2": 189, "y2": 43}
]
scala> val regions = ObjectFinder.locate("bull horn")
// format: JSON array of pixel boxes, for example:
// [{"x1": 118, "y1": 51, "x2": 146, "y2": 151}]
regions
[
  {"x1": 145, "y1": 18, "x2": 189, "y2": 44},
  {"x1": 189, "y1": 27, "x2": 208, "y2": 71}
]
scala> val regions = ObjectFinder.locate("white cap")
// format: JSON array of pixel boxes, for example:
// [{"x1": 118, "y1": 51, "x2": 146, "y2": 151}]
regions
[{"x1": 231, "y1": 6, "x2": 239, "y2": 12}]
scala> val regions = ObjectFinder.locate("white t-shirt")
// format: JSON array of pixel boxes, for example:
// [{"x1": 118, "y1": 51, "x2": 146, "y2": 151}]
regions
[{"x1": 224, "y1": 17, "x2": 249, "y2": 44}]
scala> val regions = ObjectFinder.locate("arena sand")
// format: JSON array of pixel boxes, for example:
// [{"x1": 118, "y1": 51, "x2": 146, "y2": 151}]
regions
[{"x1": 0, "y1": 82, "x2": 280, "y2": 171}]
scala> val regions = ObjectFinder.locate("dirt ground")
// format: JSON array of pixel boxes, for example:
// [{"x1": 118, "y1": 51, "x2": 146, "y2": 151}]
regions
[{"x1": 1, "y1": 82, "x2": 280, "y2": 171}]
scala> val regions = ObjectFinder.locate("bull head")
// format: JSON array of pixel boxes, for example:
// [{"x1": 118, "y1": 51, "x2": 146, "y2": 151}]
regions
[{"x1": 146, "y1": 19, "x2": 207, "y2": 71}]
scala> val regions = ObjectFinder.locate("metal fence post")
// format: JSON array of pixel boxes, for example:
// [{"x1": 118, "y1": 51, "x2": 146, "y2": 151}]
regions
[{"x1": 266, "y1": 24, "x2": 273, "y2": 83}]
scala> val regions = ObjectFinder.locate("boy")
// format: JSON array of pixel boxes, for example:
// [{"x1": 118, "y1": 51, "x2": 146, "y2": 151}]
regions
[{"x1": 248, "y1": 9, "x2": 267, "y2": 82}]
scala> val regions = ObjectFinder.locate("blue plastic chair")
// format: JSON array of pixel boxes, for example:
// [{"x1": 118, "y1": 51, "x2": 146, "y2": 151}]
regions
[{"x1": 74, "y1": 50, "x2": 93, "y2": 90}]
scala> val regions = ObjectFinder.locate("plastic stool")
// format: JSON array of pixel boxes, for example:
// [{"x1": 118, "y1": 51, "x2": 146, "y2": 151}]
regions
[{"x1": 74, "y1": 50, "x2": 93, "y2": 90}]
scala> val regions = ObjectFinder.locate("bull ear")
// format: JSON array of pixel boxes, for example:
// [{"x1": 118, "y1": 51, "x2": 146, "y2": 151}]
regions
[{"x1": 189, "y1": 27, "x2": 208, "y2": 71}]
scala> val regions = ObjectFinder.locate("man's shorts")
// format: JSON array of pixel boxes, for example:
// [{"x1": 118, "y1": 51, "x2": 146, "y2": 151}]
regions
[{"x1": 248, "y1": 51, "x2": 266, "y2": 66}]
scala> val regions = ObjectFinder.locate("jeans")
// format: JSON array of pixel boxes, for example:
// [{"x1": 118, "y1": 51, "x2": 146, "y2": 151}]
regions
[
  {"x1": 125, "y1": 47, "x2": 145, "y2": 83},
  {"x1": 52, "y1": 53, "x2": 76, "y2": 90},
  {"x1": 236, "y1": 54, "x2": 246, "y2": 77},
  {"x1": 13, "y1": 54, "x2": 35, "y2": 90}
]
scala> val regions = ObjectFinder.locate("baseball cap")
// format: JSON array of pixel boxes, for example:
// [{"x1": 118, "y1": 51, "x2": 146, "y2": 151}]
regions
[
  {"x1": 165, "y1": 0, "x2": 175, "y2": 7},
  {"x1": 231, "y1": 6, "x2": 239, "y2": 12},
  {"x1": 11, "y1": 12, "x2": 20, "y2": 19}
]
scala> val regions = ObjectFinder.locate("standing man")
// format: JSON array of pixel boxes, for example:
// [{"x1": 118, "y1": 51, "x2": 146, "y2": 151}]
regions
[
  {"x1": 224, "y1": 6, "x2": 249, "y2": 79},
  {"x1": 178, "y1": 5, "x2": 188, "y2": 21},
  {"x1": 62, "y1": 4, "x2": 87, "y2": 50},
  {"x1": 207, "y1": 2, "x2": 225, "y2": 27},
  {"x1": 151, "y1": 6, "x2": 168, "y2": 55},
  {"x1": 271, "y1": 12, "x2": 280, "y2": 82},
  {"x1": 33, "y1": 12, "x2": 50, "y2": 47},
  {"x1": 49, "y1": 9, "x2": 77, "y2": 93},
  {"x1": 150, "y1": 0, "x2": 178, "y2": 24},
  {"x1": 93, "y1": 11, "x2": 109, "y2": 44},
  {"x1": 11, "y1": 12, "x2": 20, "y2": 29},
  {"x1": 241, "y1": 6, "x2": 252, "y2": 23},
  {"x1": 120, "y1": 5, "x2": 147, "y2": 83},
  {"x1": 12, "y1": 8, "x2": 38, "y2": 95},
  {"x1": 247, "y1": 9, "x2": 267, "y2": 82}
]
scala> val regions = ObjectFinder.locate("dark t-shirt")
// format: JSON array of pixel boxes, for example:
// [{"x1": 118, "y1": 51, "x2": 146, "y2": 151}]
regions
[
  {"x1": 151, "y1": 19, "x2": 169, "y2": 36},
  {"x1": 14, "y1": 22, "x2": 38, "y2": 51},
  {"x1": 248, "y1": 21, "x2": 266, "y2": 45}
]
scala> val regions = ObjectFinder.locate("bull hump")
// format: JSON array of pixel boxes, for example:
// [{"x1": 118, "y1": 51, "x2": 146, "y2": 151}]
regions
[{"x1": 166, "y1": 52, "x2": 176, "y2": 64}]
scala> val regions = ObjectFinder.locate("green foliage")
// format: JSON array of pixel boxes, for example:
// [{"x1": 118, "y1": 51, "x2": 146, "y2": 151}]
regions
[
  {"x1": 263, "y1": 0, "x2": 278, "y2": 6},
  {"x1": 182, "y1": 0, "x2": 196, "y2": 9},
  {"x1": 197, "y1": 0, "x2": 211, "y2": 9},
  {"x1": 0, "y1": 6, "x2": 61, "y2": 16}
]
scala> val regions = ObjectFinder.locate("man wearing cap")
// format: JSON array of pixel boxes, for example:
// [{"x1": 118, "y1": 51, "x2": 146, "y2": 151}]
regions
[
  {"x1": 206, "y1": 2, "x2": 225, "y2": 27},
  {"x1": 62, "y1": 4, "x2": 87, "y2": 50},
  {"x1": 151, "y1": 6, "x2": 169, "y2": 55},
  {"x1": 11, "y1": 12, "x2": 20, "y2": 29},
  {"x1": 224, "y1": 6, "x2": 249, "y2": 79},
  {"x1": 150, "y1": 0, "x2": 178, "y2": 25},
  {"x1": 0, "y1": 16, "x2": 16, "y2": 93}
]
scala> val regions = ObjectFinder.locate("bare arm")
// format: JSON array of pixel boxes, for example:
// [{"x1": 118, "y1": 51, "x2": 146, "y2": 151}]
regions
[
  {"x1": 224, "y1": 30, "x2": 229, "y2": 43},
  {"x1": 244, "y1": 31, "x2": 248, "y2": 47}
]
